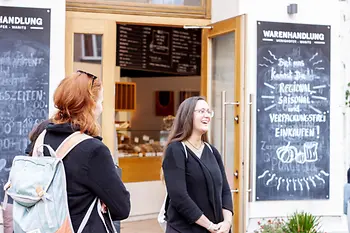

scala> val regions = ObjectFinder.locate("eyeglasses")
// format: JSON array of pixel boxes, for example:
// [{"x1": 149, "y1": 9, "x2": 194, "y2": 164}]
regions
[
  {"x1": 194, "y1": 108, "x2": 214, "y2": 117},
  {"x1": 77, "y1": 70, "x2": 98, "y2": 87}
]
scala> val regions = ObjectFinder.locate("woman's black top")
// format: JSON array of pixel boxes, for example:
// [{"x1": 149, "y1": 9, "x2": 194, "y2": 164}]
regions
[
  {"x1": 162, "y1": 141, "x2": 233, "y2": 233},
  {"x1": 43, "y1": 123, "x2": 130, "y2": 232}
]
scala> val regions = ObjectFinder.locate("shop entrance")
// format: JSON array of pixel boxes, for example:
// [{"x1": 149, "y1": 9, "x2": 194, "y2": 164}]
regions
[
  {"x1": 65, "y1": 12, "x2": 245, "y2": 233},
  {"x1": 115, "y1": 23, "x2": 202, "y2": 226}
]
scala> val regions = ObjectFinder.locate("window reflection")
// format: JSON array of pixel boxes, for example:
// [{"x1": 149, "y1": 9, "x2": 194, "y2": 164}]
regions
[
  {"x1": 74, "y1": 34, "x2": 102, "y2": 62},
  {"x1": 151, "y1": 0, "x2": 184, "y2": 5}
]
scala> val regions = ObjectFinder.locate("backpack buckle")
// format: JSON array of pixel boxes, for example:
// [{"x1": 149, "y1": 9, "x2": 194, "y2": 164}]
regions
[
  {"x1": 35, "y1": 186, "x2": 45, "y2": 197},
  {"x1": 3, "y1": 181, "x2": 11, "y2": 191}
]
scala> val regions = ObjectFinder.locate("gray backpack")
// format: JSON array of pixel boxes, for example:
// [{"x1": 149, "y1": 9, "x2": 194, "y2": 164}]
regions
[{"x1": 3, "y1": 130, "x2": 117, "y2": 233}]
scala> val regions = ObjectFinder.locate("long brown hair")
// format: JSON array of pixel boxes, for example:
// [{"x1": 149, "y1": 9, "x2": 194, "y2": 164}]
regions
[
  {"x1": 52, "y1": 72, "x2": 102, "y2": 137},
  {"x1": 160, "y1": 96, "x2": 208, "y2": 179},
  {"x1": 164, "y1": 96, "x2": 208, "y2": 150}
]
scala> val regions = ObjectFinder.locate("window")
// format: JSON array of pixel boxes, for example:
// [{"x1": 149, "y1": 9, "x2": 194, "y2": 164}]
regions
[
  {"x1": 81, "y1": 34, "x2": 102, "y2": 61},
  {"x1": 66, "y1": 0, "x2": 209, "y2": 18}
]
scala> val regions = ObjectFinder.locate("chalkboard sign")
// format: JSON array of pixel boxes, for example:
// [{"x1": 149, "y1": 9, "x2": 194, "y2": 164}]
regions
[
  {"x1": 116, "y1": 24, "x2": 201, "y2": 75},
  {"x1": 0, "y1": 6, "x2": 51, "y2": 200},
  {"x1": 255, "y1": 21, "x2": 330, "y2": 201}
]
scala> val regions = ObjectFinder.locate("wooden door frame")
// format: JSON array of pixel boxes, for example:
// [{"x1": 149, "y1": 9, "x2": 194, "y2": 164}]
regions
[
  {"x1": 65, "y1": 17, "x2": 117, "y2": 157},
  {"x1": 201, "y1": 15, "x2": 245, "y2": 233}
]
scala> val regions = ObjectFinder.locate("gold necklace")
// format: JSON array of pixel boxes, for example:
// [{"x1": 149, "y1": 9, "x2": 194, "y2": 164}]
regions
[{"x1": 187, "y1": 140, "x2": 203, "y2": 151}]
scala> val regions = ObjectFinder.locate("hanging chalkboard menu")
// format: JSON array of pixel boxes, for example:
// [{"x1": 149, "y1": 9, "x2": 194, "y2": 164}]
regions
[
  {"x1": 116, "y1": 24, "x2": 201, "y2": 75},
  {"x1": 0, "y1": 6, "x2": 50, "y2": 200},
  {"x1": 255, "y1": 21, "x2": 331, "y2": 201}
]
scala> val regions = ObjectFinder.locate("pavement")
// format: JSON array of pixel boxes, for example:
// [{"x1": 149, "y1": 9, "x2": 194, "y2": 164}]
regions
[{"x1": 121, "y1": 218, "x2": 163, "y2": 233}]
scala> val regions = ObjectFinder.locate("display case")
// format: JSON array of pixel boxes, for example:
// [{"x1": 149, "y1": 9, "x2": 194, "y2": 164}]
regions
[
  {"x1": 117, "y1": 130, "x2": 169, "y2": 157},
  {"x1": 117, "y1": 129, "x2": 170, "y2": 183}
]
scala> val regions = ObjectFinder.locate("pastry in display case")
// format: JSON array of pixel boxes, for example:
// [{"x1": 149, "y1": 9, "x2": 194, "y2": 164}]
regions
[
  {"x1": 161, "y1": 115, "x2": 175, "y2": 131},
  {"x1": 116, "y1": 115, "x2": 175, "y2": 157},
  {"x1": 160, "y1": 115, "x2": 174, "y2": 147},
  {"x1": 117, "y1": 140, "x2": 164, "y2": 157},
  {"x1": 117, "y1": 131, "x2": 165, "y2": 157}
]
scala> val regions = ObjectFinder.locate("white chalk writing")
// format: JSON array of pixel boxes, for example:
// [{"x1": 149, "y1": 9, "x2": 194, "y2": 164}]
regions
[
  {"x1": 275, "y1": 127, "x2": 315, "y2": 138},
  {"x1": 0, "y1": 54, "x2": 45, "y2": 67},
  {"x1": 263, "y1": 30, "x2": 324, "y2": 41},
  {"x1": 0, "y1": 16, "x2": 43, "y2": 26},
  {"x1": 0, "y1": 90, "x2": 43, "y2": 101},
  {"x1": 269, "y1": 113, "x2": 326, "y2": 123},
  {"x1": 279, "y1": 83, "x2": 311, "y2": 94}
]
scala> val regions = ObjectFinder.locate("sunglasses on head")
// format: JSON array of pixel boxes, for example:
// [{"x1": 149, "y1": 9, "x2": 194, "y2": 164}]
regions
[{"x1": 77, "y1": 70, "x2": 98, "y2": 87}]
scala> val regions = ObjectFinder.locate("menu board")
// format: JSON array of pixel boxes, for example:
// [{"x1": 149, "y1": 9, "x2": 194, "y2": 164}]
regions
[
  {"x1": 255, "y1": 21, "x2": 331, "y2": 201},
  {"x1": 0, "y1": 6, "x2": 50, "y2": 201},
  {"x1": 116, "y1": 24, "x2": 201, "y2": 75}
]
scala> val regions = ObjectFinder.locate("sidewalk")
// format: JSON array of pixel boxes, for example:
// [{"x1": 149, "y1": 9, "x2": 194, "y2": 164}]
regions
[{"x1": 121, "y1": 219, "x2": 163, "y2": 233}]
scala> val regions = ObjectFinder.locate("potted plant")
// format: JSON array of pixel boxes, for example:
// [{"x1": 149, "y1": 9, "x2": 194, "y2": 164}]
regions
[{"x1": 284, "y1": 211, "x2": 322, "y2": 233}]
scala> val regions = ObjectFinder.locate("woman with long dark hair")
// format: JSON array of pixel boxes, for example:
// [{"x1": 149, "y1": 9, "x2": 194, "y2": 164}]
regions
[{"x1": 162, "y1": 96, "x2": 233, "y2": 233}]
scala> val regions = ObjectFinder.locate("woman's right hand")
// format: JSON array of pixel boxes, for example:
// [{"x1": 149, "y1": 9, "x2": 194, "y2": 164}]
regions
[
  {"x1": 208, "y1": 223, "x2": 220, "y2": 233},
  {"x1": 195, "y1": 215, "x2": 220, "y2": 232}
]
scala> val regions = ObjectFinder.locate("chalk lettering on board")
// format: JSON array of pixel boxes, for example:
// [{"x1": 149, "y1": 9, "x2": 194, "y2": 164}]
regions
[
  {"x1": 0, "y1": 6, "x2": 51, "y2": 201},
  {"x1": 256, "y1": 21, "x2": 330, "y2": 200}
]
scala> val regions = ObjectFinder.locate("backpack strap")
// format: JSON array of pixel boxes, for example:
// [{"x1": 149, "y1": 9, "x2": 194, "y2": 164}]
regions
[
  {"x1": 181, "y1": 141, "x2": 188, "y2": 159},
  {"x1": 181, "y1": 141, "x2": 213, "y2": 159},
  {"x1": 204, "y1": 142, "x2": 213, "y2": 153},
  {"x1": 32, "y1": 130, "x2": 56, "y2": 157},
  {"x1": 32, "y1": 129, "x2": 46, "y2": 157},
  {"x1": 32, "y1": 130, "x2": 92, "y2": 159},
  {"x1": 77, "y1": 197, "x2": 98, "y2": 233},
  {"x1": 55, "y1": 132, "x2": 92, "y2": 159}
]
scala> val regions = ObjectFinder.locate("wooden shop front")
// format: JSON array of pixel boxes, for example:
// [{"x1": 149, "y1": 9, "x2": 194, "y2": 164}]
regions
[{"x1": 65, "y1": 1, "x2": 244, "y2": 231}]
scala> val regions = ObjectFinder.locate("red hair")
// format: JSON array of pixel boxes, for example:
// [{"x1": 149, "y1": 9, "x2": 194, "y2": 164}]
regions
[{"x1": 52, "y1": 72, "x2": 102, "y2": 137}]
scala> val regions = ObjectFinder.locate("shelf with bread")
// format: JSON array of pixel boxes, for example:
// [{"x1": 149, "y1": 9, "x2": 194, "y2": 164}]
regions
[{"x1": 117, "y1": 131, "x2": 165, "y2": 157}]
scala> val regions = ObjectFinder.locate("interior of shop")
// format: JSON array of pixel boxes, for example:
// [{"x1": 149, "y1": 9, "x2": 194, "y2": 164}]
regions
[
  {"x1": 115, "y1": 23, "x2": 201, "y2": 184},
  {"x1": 72, "y1": 23, "x2": 202, "y2": 219}
]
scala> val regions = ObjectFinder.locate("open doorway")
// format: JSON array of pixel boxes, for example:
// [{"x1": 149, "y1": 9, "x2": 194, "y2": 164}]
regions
[{"x1": 114, "y1": 23, "x2": 202, "y2": 230}]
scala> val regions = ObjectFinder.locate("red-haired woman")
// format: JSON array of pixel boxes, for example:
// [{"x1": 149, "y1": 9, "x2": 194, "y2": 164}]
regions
[{"x1": 43, "y1": 70, "x2": 130, "y2": 232}]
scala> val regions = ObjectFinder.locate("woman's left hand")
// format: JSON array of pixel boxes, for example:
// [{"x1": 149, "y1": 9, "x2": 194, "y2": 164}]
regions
[
  {"x1": 216, "y1": 221, "x2": 231, "y2": 233},
  {"x1": 101, "y1": 201, "x2": 108, "y2": 214}
]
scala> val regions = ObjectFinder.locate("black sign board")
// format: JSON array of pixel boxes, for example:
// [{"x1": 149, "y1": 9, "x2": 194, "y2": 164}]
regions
[
  {"x1": 0, "y1": 6, "x2": 50, "y2": 200},
  {"x1": 116, "y1": 24, "x2": 201, "y2": 75},
  {"x1": 255, "y1": 21, "x2": 331, "y2": 201}
]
